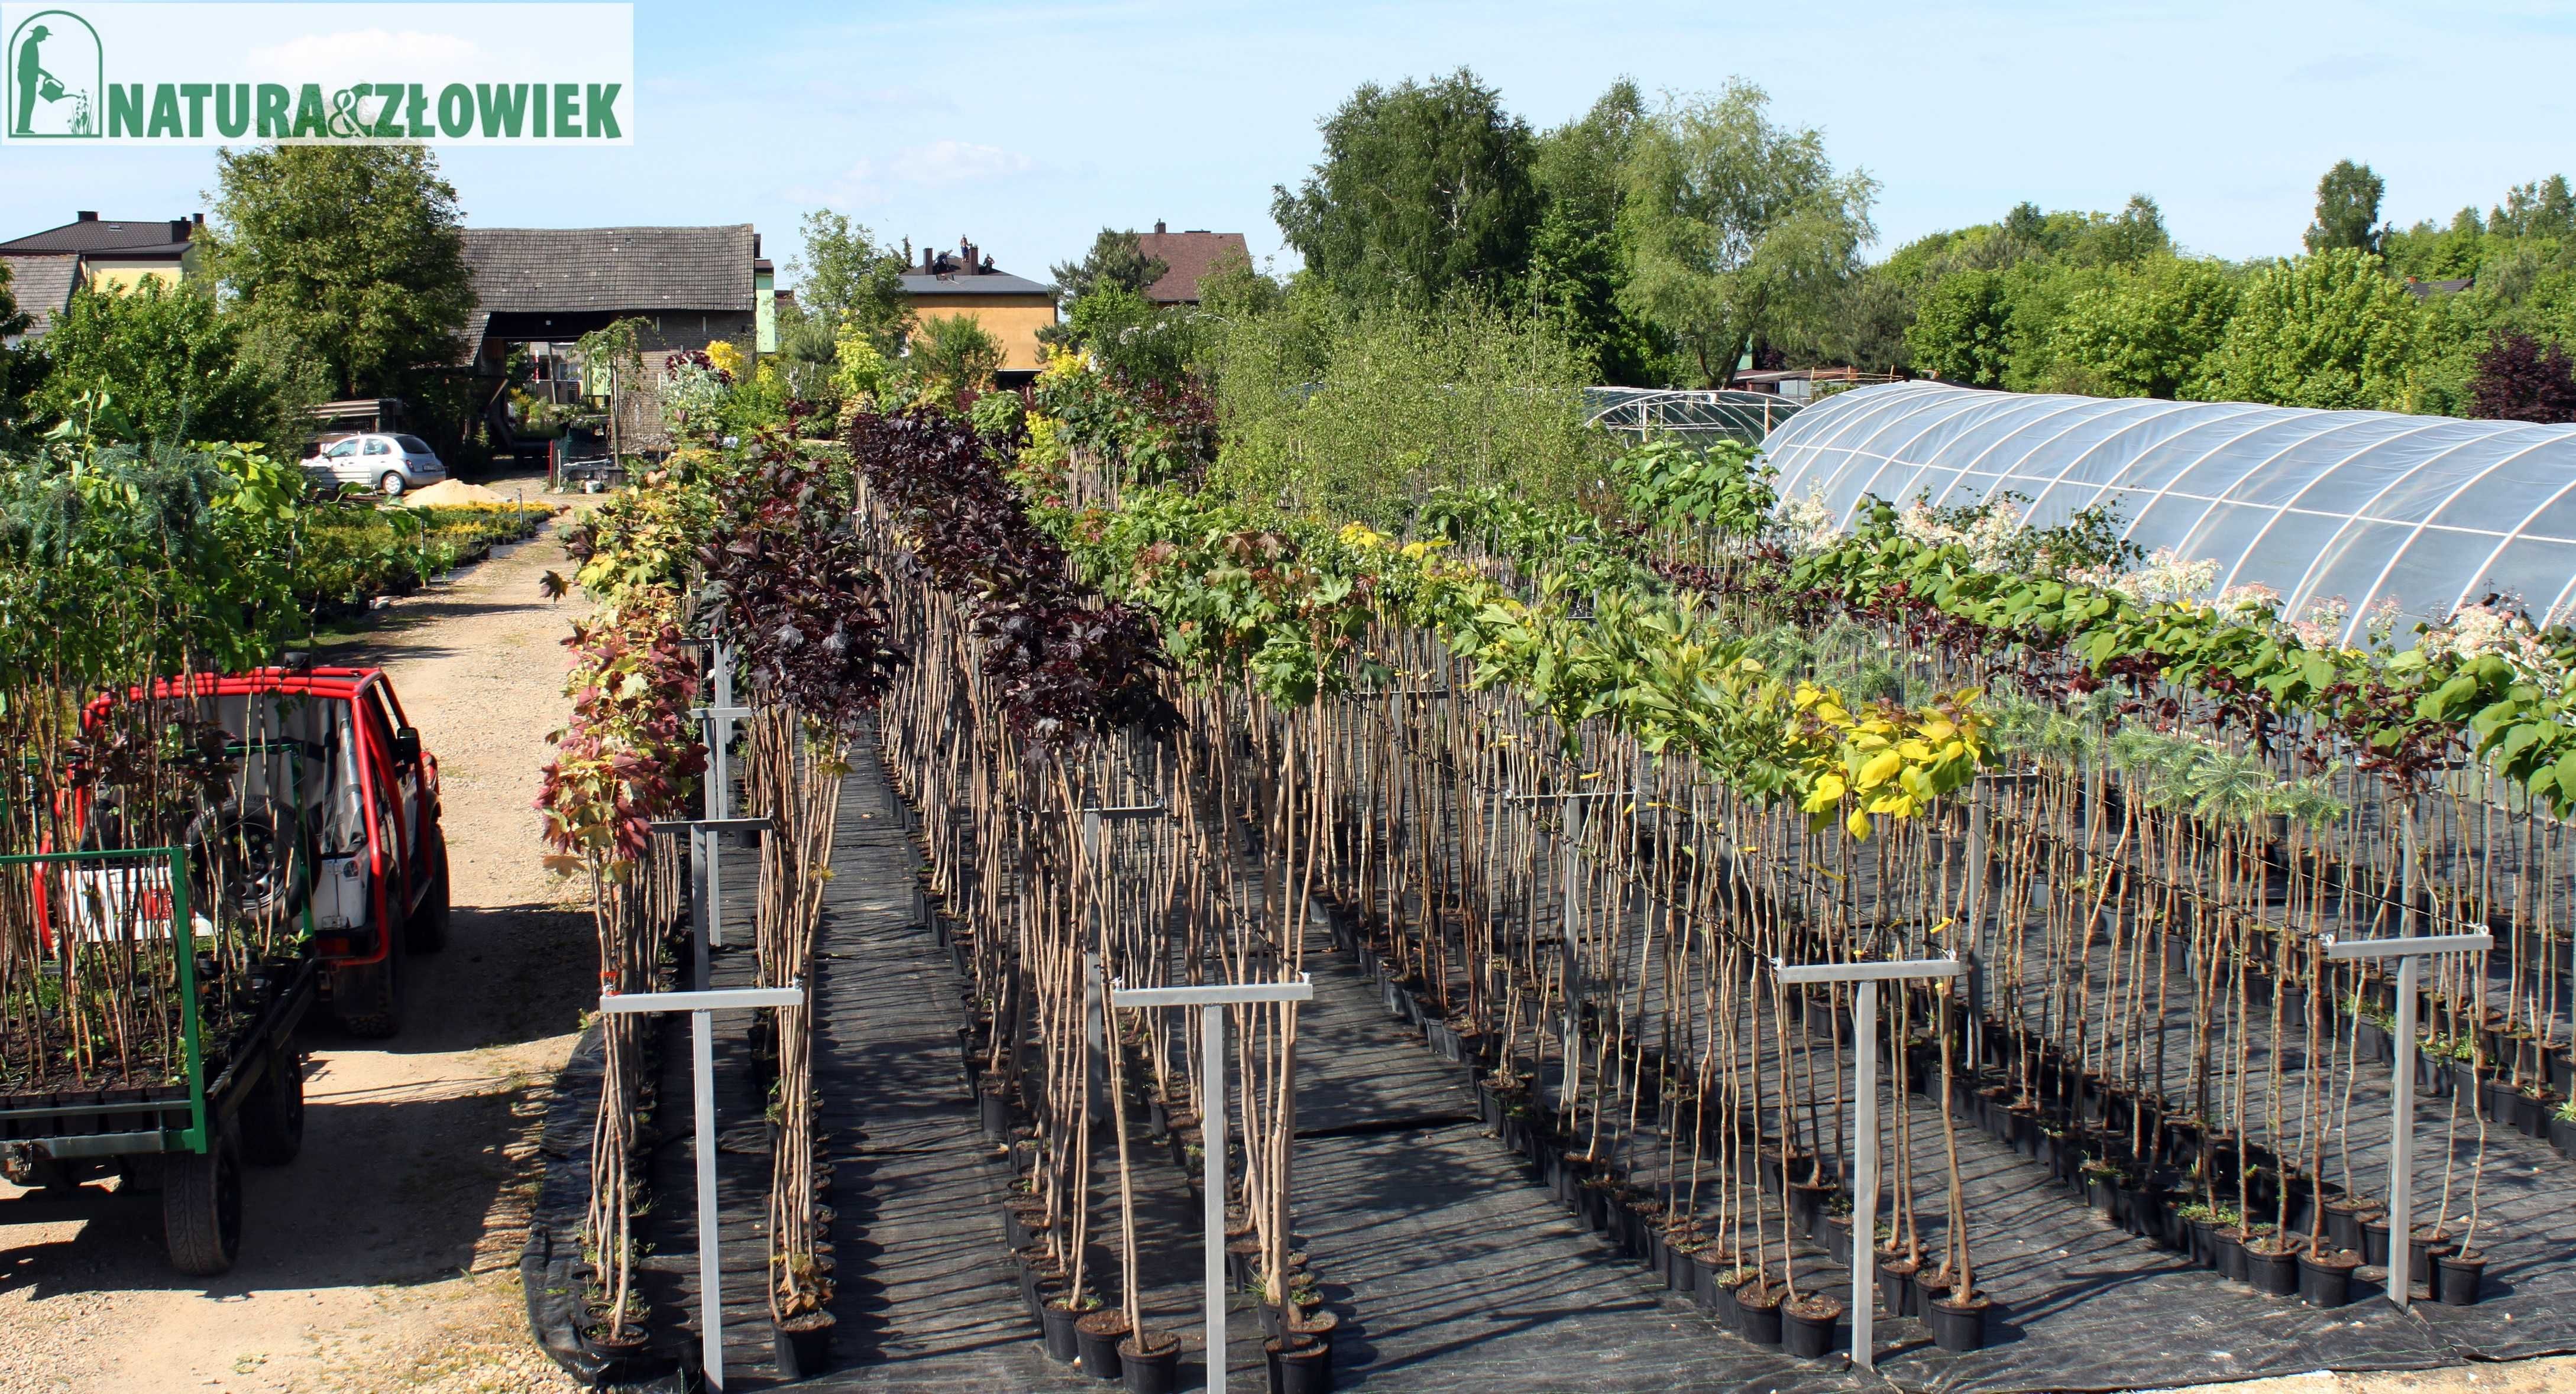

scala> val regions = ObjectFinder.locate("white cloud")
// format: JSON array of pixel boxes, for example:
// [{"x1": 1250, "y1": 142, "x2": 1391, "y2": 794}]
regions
[
  {"x1": 789, "y1": 141, "x2": 1040, "y2": 208},
  {"x1": 889, "y1": 140, "x2": 1035, "y2": 186},
  {"x1": 245, "y1": 28, "x2": 489, "y2": 82}
]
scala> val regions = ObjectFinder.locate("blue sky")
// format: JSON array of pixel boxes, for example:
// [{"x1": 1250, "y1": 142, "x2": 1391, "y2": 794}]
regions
[{"x1": 8, "y1": 1, "x2": 2576, "y2": 287}]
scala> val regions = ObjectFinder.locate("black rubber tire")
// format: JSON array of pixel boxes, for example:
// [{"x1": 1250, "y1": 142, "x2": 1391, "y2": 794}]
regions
[
  {"x1": 183, "y1": 800, "x2": 308, "y2": 925},
  {"x1": 238, "y1": 1047, "x2": 305, "y2": 1165},
  {"x1": 332, "y1": 948, "x2": 402, "y2": 1039},
  {"x1": 163, "y1": 1131, "x2": 244, "y2": 1276},
  {"x1": 405, "y1": 840, "x2": 451, "y2": 955}
]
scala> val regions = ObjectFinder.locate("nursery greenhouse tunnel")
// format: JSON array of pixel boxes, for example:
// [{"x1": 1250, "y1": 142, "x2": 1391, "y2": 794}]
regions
[{"x1": 1764, "y1": 382, "x2": 2576, "y2": 641}]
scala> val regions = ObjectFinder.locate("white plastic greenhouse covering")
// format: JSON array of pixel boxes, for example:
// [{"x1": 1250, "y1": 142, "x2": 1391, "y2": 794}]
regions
[{"x1": 1762, "y1": 381, "x2": 2576, "y2": 644}]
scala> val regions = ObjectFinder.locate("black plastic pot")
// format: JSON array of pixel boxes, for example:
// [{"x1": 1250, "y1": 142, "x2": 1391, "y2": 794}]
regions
[
  {"x1": 1734, "y1": 1284, "x2": 1784, "y2": 1347},
  {"x1": 2245, "y1": 1240, "x2": 2303, "y2": 1296},
  {"x1": 2213, "y1": 1227, "x2": 2250, "y2": 1283},
  {"x1": 1928, "y1": 1293, "x2": 1994, "y2": 1353},
  {"x1": 1119, "y1": 1332, "x2": 1181, "y2": 1394},
  {"x1": 1706, "y1": 1266, "x2": 1742, "y2": 1325},
  {"x1": 2323, "y1": 1202, "x2": 2371, "y2": 1255},
  {"x1": 1041, "y1": 1302, "x2": 1082, "y2": 1363},
  {"x1": 2299, "y1": 1249, "x2": 2360, "y2": 1307},
  {"x1": 2434, "y1": 1250, "x2": 2486, "y2": 1306},
  {"x1": 1665, "y1": 1244, "x2": 1697, "y2": 1294},
  {"x1": 1690, "y1": 1252, "x2": 1731, "y2": 1314},
  {"x1": 576, "y1": 1324, "x2": 659, "y2": 1385},
  {"x1": 774, "y1": 1314, "x2": 834, "y2": 1380},
  {"x1": 2411, "y1": 1229, "x2": 2456, "y2": 1286},
  {"x1": 1075, "y1": 1311, "x2": 1129, "y2": 1380},
  {"x1": 2512, "y1": 1091, "x2": 2551, "y2": 1139},
  {"x1": 1876, "y1": 1256, "x2": 1919, "y2": 1317},
  {"x1": 1265, "y1": 1334, "x2": 1332, "y2": 1394},
  {"x1": 979, "y1": 1086, "x2": 1014, "y2": 1140},
  {"x1": 1783, "y1": 1297, "x2": 1843, "y2": 1359},
  {"x1": 2360, "y1": 1215, "x2": 2391, "y2": 1267},
  {"x1": 2552, "y1": 1114, "x2": 2576, "y2": 1160},
  {"x1": 2186, "y1": 1215, "x2": 2217, "y2": 1269}
]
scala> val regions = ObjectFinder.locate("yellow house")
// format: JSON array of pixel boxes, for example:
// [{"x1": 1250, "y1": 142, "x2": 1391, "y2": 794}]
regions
[
  {"x1": 0, "y1": 212, "x2": 200, "y2": 310},
  {"x1": 901, "y1": 237, "x2": 1057, "y2": 383}
]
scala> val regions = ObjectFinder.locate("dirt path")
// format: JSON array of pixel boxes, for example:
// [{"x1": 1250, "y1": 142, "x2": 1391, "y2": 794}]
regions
[{"x1": 0, "y1": 494, "x2": 594, "y2": 1394}]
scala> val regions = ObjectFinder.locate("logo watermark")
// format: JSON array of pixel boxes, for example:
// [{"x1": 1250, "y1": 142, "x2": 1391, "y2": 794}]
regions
[{"x1": 4, "y1": 3, "x2": 632, "y2": 144}]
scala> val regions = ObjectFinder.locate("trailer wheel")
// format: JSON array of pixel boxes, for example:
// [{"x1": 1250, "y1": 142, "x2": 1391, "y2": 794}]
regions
[
  {"x1": 239, "y1": 1047, "x2": 305, "y2": 1165},
  {"x1": 332, "y1": 949, "x2": 402, "y2": 1039},
  {"x1": 405, "y1": 845, "x2": 450, "y2": 955},
  {"x1": 163, "y1": 1130, "x2": 244, "y2": 1276}
]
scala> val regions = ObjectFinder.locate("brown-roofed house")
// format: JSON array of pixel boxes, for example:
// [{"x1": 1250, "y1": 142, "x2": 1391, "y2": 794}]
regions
[
  {"x1": 0, "y1": 210, "x2": 204, "y2": 307},
  {"x1": 458, "y1": 223, "x2": 763, "y2": 373},
  {"x1": 2, "y1": 254, "x2": 82, "y2": 345},
  {"x1": 902, "y1": 236, "x2": 1059, "y2": 383},
  {"x1": 1134, "y1": 221, "x2": 1250, "y2": 306}
]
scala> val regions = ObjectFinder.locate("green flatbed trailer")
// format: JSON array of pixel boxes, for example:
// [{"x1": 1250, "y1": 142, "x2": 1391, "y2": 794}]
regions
[{"x1": 0, "y1": 844, "x2": 320, "y2": 1276}]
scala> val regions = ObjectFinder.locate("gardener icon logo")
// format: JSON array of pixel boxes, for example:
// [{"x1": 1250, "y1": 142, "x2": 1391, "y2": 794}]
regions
[{"x1": 7, "y1": 8, "x2": 102, "y2": 138}]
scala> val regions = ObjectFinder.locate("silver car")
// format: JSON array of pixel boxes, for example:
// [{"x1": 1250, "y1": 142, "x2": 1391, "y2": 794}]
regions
[{"x1": 307, "y1": 433, "x2": 448, "y2": 496}]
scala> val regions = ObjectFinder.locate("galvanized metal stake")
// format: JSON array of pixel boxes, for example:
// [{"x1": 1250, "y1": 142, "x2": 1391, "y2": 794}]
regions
[
  {"x1": 1774, "y1": 955, "x2": 1964, "y2": 1372},
  {"x1": 598, "y1": 984, "x2": 804, "y2": 1393},
  {"x1": 1110, "y1": 977, "x2": 1314, "y2": 1394},
  {"x1": 2323, "y1": 931, "x2": 2490, "y2": 1310}
]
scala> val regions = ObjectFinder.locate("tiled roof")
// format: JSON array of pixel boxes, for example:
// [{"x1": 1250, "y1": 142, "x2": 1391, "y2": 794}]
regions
[
  {"x1": 900, "y1": 268, "x2": 1053, "y2": 297},
  {"x1": 6, "y1": 254, "x2": 81, "y2": 336},
  {"x1": 461, "y1": 225, "x2": 756, "y2": 314},
  {"x1": 0, "y1": 216, "x2": 195, "y2": 257},
  {"x1": 1135, "y1": 230, "x2": 1250, "y2": 303}
]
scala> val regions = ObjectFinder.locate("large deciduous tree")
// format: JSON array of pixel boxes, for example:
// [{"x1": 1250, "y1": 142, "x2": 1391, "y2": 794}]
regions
[
  {"x1": 1903, "y1": 269, "x2": 2012, "y2": 386},
  {"x1": 1526, "y1": 79, "x2": 1663, "y2": 384},
  {"x1": 203, "y1": 145, "x2": 474, "y2": 400},
  {"x1": 2305, "y1": 160, "x2": 2387, "y2": 255},
  {"x1": 788, "y1": 210, "x2": 912, "y2": 352},
  {"x1": 2048, "y1": 257, "x2": 2242, "y2": 399},
  {"x1": 1617, "y1": 81, "x2": 1876, "y2": 388},
  {"x1": 2193, "y1": 249, "x2": 2421, "y2": 410},
  {"x1": 28, "y1": 279, "x2": 284, "y2": 447},
  {"x1": 1272, "y1": 68, "x2": 1542, "y2": 306}
]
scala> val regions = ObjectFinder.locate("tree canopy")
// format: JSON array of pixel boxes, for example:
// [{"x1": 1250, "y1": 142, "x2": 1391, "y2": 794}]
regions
[
  {"x1": 2192, "y1": 249, "x2": 2422, "y2": 411},
  {"x1": 1052, "y1": 229, "x2": 1168, "y2": 307},
  {"x1": 203, "y1": 145, "x2": 474, "y2": 401},
  {"x1": 1616, "y1": 81, "x2": 1876, "y2": 387},
  {"x1": 2305, "y1": 160, "x2": 2387, "y2": 255},
  {"x1": 1272, "y1": 68, "x2": 1543, "y2": 307},
  {"x1": 27, "y1": 279, "x2": 286, "y2": 449},
  {"x1": 789, "y1": 210, "x2": 912, "y2": 352}
]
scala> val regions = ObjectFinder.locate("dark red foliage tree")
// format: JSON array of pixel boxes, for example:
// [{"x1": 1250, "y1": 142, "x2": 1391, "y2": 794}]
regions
[{"x1": 2468, "y1": 331, "x2": 2576, "y2": 423}]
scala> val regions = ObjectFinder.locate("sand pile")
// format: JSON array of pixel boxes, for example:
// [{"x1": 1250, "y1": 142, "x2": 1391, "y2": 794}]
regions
[{"x1": 402, "y1": 479, "x2": 521, "y2": 507}]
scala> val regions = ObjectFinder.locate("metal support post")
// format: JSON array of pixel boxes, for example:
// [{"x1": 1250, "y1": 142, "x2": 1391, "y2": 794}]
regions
[
  {"x1": 2323, "y1": 931, "x2": 2490, "y2": 1310},
  {"x1": 1111, "y1": 977, "x2": 1315, "y2": 1394},
  {"x1": 1774, "y1": 955, "x2": 1964, "y2": 1372},
  {"x1": 598, "y1": 983, "x2": 805, "y2": 1393}
]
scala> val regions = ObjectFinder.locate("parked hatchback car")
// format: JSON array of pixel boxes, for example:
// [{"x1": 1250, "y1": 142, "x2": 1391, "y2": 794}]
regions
[{"x1": 306, "y1": 433, "x2": 448, "y2": 496}]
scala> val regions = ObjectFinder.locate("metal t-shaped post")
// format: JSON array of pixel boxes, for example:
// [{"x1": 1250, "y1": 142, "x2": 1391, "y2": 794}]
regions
[
  {"x1": 1772, "y1": 955, "x2": 1965, "y2": 1372},
  {"x1": 2322, "y1": 931, "x2": 2491, "y2": 1310},
  {"x1": 598, "y1": 983, "x2": 805, "y2": 1393},
  {"x1": 1108, "y1": 977, "x2": 1313, "y2": 1394}
]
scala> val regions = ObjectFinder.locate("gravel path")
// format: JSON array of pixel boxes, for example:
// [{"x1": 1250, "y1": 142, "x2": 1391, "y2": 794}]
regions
[{"x1": 0, "y1": 486, "x2": 593, "y2": 1394}]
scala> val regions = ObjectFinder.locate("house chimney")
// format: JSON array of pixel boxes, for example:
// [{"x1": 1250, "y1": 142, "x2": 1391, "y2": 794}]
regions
[
  {"x1": 77, "y1": 210, "x2": 98, "y2": 222},
  {"x1": 192, "y1": 212, "x2": 205, "y2": 226},
  {"x1": 1155, "y1": 220, "x2": 1166, "y2": 235},
  {"x1": 959, "y1": 237, "x2": 975, "y2": 271},
  {"x1": 171, "y1": 219, "x2": 189, "y2": 242}
]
